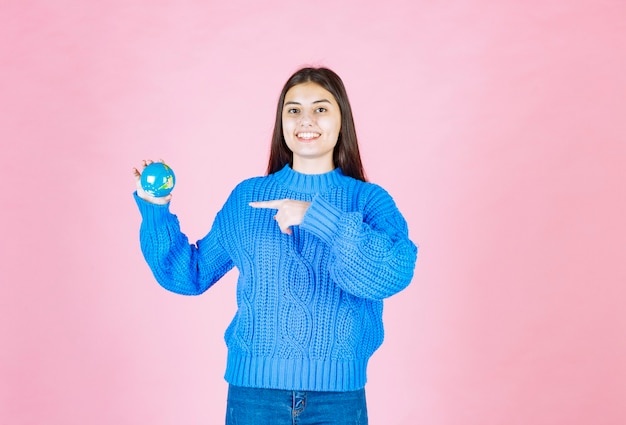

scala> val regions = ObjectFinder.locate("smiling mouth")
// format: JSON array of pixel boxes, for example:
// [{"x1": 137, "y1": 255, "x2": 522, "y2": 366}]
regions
[{"x1": 297, "y1": 132, "x2": 321, "y2": 140}]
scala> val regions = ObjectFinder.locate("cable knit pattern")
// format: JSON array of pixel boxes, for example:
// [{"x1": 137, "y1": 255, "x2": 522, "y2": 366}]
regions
[{"x1": 135, "y1": 165, "x2": 417, "y2": 391}]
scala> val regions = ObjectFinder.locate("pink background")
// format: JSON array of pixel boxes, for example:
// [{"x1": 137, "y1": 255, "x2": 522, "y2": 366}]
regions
[{"x1": 2, "y1": 0, "x2": 625, "y2": 424}]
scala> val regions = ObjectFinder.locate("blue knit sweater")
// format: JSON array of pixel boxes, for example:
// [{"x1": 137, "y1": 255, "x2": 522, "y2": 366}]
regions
[{"x1": 135, "y1": 165, "x2": 417, "y2": 391}]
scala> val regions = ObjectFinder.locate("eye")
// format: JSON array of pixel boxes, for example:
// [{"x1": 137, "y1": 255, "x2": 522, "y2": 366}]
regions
[
  {"x1": 285, "y1": 107, "x2": 300, "y2": 114},
  {"x1": 315, "y1": 107, "x2": 327, "y2": 113}
]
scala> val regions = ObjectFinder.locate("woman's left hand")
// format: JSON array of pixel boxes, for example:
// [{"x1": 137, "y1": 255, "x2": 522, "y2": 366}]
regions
[{"x1": 249, "y1": 199, "x2": 311, "y2": 235}]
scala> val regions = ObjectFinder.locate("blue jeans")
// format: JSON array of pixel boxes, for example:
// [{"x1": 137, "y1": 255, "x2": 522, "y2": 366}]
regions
[{"x1": 226, "y1": 385, "x2": 368, "y2": 425}]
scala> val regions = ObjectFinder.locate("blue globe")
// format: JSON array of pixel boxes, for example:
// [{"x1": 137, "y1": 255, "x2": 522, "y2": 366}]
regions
[{"x1": 140, "y1": 162, "x2": 176, "y2": 197}]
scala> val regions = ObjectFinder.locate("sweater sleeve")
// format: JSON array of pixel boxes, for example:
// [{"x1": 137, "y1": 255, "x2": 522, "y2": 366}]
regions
[
  {"x1": 300, "y1": 186, "x2": 417, "y2": 300},
  {"x1": 134, "y1": 192, "x2": 234, "y2": 295}
]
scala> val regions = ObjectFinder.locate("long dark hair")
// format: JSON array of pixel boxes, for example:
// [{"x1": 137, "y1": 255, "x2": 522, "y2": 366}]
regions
[{"x1": 266, "y1": 67, "x2": 367, "y2": 182}]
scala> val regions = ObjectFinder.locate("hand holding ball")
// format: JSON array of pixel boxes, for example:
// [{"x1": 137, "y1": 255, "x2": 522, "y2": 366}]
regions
[{"x1": 140, "y1": 162, "x2": 176, "y2": 197}]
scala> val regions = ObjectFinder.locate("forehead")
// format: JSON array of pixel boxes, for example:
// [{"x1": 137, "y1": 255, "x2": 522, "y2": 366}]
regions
[{"x1": 284, "y1": 82, "x2": 337, "y2": 104}]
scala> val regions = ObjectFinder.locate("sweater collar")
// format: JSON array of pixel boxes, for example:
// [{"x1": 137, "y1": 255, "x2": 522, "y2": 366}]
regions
[{"x1": 273, "y1": 165, "x2": 344, "y2": 193}]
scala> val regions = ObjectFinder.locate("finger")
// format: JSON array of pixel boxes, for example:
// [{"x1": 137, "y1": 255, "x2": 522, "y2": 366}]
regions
[
  {"x1": 276, "y1": 221, "x2": 292, "y2": 235},
  {"x1": 249, "y1": 200, "x2": 283, "y2": 209},
  {"x1": 132, "y1": 167, "x2": 141, "y2": 180}
]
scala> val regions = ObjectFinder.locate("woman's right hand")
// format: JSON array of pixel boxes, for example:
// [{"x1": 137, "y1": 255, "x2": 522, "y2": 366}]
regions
[{"x1": 132, "y1": 159, "x2": 173, "y2": 205}]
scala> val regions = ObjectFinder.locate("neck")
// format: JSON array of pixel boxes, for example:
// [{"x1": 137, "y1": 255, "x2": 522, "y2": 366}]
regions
[
  {"x1": 292, "y1": 157, "x2": 335, "y2": 175},
  {"x1": 274, "y1": 164, "x2": 343, "y2": 193}
]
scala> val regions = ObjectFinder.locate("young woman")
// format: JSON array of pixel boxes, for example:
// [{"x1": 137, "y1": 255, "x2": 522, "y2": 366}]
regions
[{"x1": 133, "y1": 67, "x2": 418, "y2": 424}]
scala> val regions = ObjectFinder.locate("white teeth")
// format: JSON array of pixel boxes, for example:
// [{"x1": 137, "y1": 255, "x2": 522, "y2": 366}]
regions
[{"x1": 297, "y1": 132, "x2": 320, "y2": 139}]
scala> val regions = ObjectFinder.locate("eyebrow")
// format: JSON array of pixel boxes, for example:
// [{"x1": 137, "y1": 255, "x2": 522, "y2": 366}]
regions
[{"x1": 284, "y1": 99, "x2": 333, "y2": 106}]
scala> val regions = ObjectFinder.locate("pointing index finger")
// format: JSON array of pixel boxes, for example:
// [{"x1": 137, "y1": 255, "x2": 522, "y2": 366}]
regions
[{"x1": 249, "y1": 200, "x2": 284, "y2": 209}]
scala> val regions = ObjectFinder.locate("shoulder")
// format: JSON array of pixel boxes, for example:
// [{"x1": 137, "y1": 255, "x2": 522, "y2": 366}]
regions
[
  {"x1": 339, "y1": 175, "x2": 395, "y2": 204},
  {"x1": 331, "y1": 174, "x2": 400, "y2": 218},
  {"x1": 224, "y1": 174, "x2": 275, "y2": 204}
]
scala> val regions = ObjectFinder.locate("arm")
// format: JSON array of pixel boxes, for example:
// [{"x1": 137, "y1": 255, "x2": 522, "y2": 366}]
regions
[
  {"x1": 135, "y1": 193, "x2": 233, "y2": 295},
  {"x1": 132, "y1": 160, "x2": 234, "y2": 295},
  {"x1": 300, "y1": 186, "x2": 418, "y2": 300},
  {"x1": 135, "y1": 193, "x2": 234, "y2": 295}
]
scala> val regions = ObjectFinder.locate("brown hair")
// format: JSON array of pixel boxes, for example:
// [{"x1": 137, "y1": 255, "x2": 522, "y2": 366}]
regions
[{"x1": 266, "y1": 67, "x2": 367, "y2": 181}]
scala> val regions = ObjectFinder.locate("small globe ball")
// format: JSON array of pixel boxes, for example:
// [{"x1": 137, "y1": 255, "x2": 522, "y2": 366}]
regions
[{"x1": 140, "y1": 162, "x2": 176, "y2": 197}]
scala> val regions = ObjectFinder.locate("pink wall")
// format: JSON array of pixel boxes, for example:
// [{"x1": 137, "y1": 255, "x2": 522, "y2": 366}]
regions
[{"x1": 2, "y1": 0, "x2": 625, "y2": 423}]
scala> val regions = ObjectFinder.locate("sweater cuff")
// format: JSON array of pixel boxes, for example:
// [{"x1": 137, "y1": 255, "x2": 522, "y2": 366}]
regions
[
  {"x1": 300, "y1": 195, "x2": 342, "y2": 245},
  {"x1": 133, "y1": 191, "x2": 172, "y2": 226}
]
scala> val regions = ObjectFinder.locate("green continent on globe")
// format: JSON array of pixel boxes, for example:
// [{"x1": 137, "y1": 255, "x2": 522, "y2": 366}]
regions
[{"x1": 158, "y1": 176, "x2": 174, "y2": 190}]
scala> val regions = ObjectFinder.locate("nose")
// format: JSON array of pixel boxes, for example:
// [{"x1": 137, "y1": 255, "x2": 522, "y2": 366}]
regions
[{"x1": 299, "y1": 110, "x2": 314, "y2": 127}]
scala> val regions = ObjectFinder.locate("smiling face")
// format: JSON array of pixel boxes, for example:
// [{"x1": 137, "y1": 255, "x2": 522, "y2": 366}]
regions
[{"x1": 282, "y1": 82, "x2": 342, "y2": 174}]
